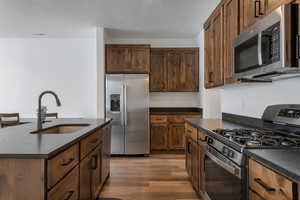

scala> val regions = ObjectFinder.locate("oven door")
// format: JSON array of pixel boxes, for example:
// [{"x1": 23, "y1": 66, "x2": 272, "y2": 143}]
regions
[{"x1": 204, "y1": 146, "x2": 242, "y2": 200}]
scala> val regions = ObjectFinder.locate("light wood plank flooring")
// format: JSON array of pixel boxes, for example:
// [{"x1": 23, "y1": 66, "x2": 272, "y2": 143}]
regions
[{"x1": 99, "y1": 154, "x2": 201, "y2": 200}]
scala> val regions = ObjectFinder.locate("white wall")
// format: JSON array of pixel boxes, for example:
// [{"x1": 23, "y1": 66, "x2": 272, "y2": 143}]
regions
[
  {"x1": 221, "y1": 79, "x2": 300, "y2": 118},
  {"x1": 0, "y1": 37, "x2": 98, "y2": 118},
  {"x1": 106, "y1": 37, "x2": 201, "y2": 108}
]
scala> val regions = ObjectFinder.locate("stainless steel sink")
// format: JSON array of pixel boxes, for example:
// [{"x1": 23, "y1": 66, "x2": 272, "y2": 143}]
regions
[{"x1": 31, "y1": 124, "x2": 90, "y2": 134}]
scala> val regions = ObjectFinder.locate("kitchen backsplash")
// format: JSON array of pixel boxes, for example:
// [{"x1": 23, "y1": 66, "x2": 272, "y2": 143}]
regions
[{"x1": 150, "y1": 92, "x2": 201, "y2": 108}]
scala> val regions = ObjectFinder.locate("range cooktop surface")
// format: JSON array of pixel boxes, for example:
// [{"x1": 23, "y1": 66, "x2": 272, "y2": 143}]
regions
[{"x1": 213, "y1": 128, "x2": 300, "y2": 148}]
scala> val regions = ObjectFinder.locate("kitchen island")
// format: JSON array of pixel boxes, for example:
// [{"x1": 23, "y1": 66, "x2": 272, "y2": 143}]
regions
[{"x1": 0, "y1": 118, "x2": 112, "y2": 200}]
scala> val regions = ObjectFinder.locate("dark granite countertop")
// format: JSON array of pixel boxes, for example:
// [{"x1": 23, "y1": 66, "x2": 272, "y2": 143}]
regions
[
  {"x1": 245, "y1": 149, "x2": 300, "y2": 182},
  {"x1": 0, "y1": 118, "x2": 111, "y2": 159},
  {"x1": 150, "y1": 107, "x2": 202, "y2": 115}
]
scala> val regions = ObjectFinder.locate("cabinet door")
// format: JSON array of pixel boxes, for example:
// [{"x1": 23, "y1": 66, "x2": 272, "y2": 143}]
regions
[
  {"x1": 204, "y1": 8, "x2": 224, "y2": 88},
  {"x1": 198, "y1": 141, "x2": 206, "y2": 193},
  {"x1": 211, "y1": 9, "x2": 224, "y2": 88},
  {"x1": 150, "y1": 49, "x2": 168, "y2": 92},
  {"x1": 130, "y1": 47, "x2": 150, "y2": 73},
  {"x1": 243, "y1": 0, "x2": 266, "y2": 29},
  {"x1": 150, "y1": 123, "x2": 168, "y2": 150},
  {"x1": 204, "y1": 23, "x2": 214, "y2": 88},
  {"x1": 80, "y1": 145, "x2": 102, "y2": 200},
  {"x1": 101, "y1": 124, "x2": 111, "y2": 186},
  {"x1": 185, "y1": 137, "x2": 192, "y2": 177},
  {"x1": 249, "y1": 191, "x2": 264, "y2": 200},
  {"x1": 191, "y1": 140, "x2": 199, "y2": 191},
  {"x1": 168, "y1": 123, "x2": 185, "y2": 150},
  {"x1": 223, "y1": 0, "x2": 239, "y2": 84},
  {"x1": 106, "y1": 46, "x2": 131, "y2": 73},
  {"x1": 167, "y1": 49, "x2": 199, "y2": 92}
]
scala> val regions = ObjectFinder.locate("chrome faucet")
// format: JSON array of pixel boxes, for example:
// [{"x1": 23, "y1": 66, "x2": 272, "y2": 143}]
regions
[{"x1": 37, "y1": 91, "x2": 61, "y2": 130}]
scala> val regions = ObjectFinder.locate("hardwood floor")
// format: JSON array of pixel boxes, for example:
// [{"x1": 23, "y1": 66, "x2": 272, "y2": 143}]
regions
[{"x1": 99, "y1": 154, "x2": 201, "y2": 200}]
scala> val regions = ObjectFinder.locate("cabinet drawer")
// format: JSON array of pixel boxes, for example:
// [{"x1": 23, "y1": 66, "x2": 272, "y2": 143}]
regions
[
  {"x1": 48, "y1": 166, "x2": 79, "y2": 200},
  {"x1": 47, "y1": 144, "x2": 79, "y2": 189},
  {"x1": 185, "y1": 114, "x2": 201, "y2": 119},
  {"x1": 249, "y1": 159, "x2": 294, "y2": 200},
  {"x1": 168, "y1": 115, "x2": 185, "y2": 123},
  {"x1": 151, "y1": 115, "x2": 168, "y2": 124},
  {"x1": 185, "y1": 123, "x2": 198, "y2": 141},
  {"x1": 80, "y1": 130, "x2": 102, "y2": 159}
]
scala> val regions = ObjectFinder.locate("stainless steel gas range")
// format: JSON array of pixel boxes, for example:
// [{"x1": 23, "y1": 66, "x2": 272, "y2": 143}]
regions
[{"x1": 204, "y1": 104, "x2": 300, "y2": 200}]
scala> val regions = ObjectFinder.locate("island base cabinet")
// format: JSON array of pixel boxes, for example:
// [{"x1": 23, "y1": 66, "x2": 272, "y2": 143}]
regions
[
  {"x1": 80, "y1": 144, "x2": 103, "y2": 200},
  {"x1": 0, "y1": 159, "x2": 45, "y2": 200},
  {"x1": 48, "y1": 166, "x2": 79, "y2": 200}
]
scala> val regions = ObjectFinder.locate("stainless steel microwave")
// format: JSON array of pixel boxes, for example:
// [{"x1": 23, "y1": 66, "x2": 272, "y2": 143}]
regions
[{"x1": 233, "y1": 3, "x2": 300, "y2": 81}]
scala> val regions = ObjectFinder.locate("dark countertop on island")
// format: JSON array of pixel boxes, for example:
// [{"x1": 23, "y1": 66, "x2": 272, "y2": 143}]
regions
[
  {"x1": 245, "y1": 149, "x2": 300, "y2": 183},
  {"x1": 150, "y1": 107, "x2": 202, "y2": 115},
  {"x1": 0, "y1": 118, "x2": 111, "y2": 159}
]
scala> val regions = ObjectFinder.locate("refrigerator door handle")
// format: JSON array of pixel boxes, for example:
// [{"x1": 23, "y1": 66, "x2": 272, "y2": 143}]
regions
[
  {"x1": 120, "y1": 84, "x2": 125, "y2": 126},
  {"x1": 124, "y1": 84, "x2": 128, "y2": 126}
]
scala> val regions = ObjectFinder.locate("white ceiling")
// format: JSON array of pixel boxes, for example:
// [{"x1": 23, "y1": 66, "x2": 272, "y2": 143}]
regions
[{"x1": 0, "y1": 0, "x2": 220, "y2": 38}]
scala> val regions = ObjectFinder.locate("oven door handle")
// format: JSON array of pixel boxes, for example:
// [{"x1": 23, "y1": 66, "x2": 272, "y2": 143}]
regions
[
  {"x1": 258, "y1": 32, "x2": 263, "y2": 66},
  {"x1": 206, "y1": 151, "x2": 241, "y2": 179}
]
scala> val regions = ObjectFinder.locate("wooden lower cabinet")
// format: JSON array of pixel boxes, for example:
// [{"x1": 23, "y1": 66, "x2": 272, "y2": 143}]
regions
[
  {"x1": 185, "y1": 124, "x2": 206, "y2": 196},
  {"x1": 48, "y1": 166, "x2": 79, "y2": 200},
  {"x1": 0, "y1": 122, "x2": 112, "y2": 200},
  {"x1": 80, "y1": 144, "x2": 103, "y2": 200},
  {"x1": 151, "y1": 114, "x2": 201, "y2": 152},
  {"x1": 151, "y1": 123, "x2": 169, "y2": 150},
  {"x1": 248, "y1": 158, "x2": 296, "y2": 200},
  {"x1": 168, "y1": 123, "x2": 186, "y2": 150}
]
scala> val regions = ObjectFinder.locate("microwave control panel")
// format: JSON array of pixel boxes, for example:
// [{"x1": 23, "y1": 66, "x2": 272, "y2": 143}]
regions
[{"x1": 278, "y1": 109, "x2": 300, "y2": 119}]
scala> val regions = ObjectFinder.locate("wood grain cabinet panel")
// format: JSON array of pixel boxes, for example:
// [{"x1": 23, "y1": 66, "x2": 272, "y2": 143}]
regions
[
  {"x1": 167, "y1": 49, "x2": 199, "y2": 92},
  {"x1": 204, "y1": 7, "x2": 224, "y2": 88},
  {"x1": 47, "y1": 144, "x2": 79, "y2": 189},
  {"x1": 249, "y1": 159, "x2": 294, "y2": 200},
  {"x1": 48, "y1": 166, "x2": 79, "y2": 200},
  {"x1": 150, "y1": 115, "x2": 168, "y2": 124},
  {"x1": 242, "y1": 0, "x2": 266, "y2": 29},
  {"x1": 168, "y1": 123, "x2": 186, "y2": 150},
  {"x1": 150, "y1": 123, "x2": 169, "y2": 150},
  {"x1": 80, "y1": 145, "x2": 103, "y2": 200},
  {"x1": 249, "y1": 191, "x2": 265, "y2": 200},
  {"x1": 223, "y1": 0, "x2": 239, "y2": 84},
  {"x1": 150, "y1": 49, "x2": 168, "y2": 92},
  {"x1": 150, "y1": 48, "x2": 199, "y2": 92},
  {"x1": 80, "y1": 130, "x2": 102, "y2": 159},
  {"x1": 106, "y1": 45, "x2": 150, "y2": 73}
]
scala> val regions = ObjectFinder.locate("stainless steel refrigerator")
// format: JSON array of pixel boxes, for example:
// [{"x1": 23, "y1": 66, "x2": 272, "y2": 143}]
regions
[{"x1": 105, "y1": 74, "x2": 150, "y2": 155}]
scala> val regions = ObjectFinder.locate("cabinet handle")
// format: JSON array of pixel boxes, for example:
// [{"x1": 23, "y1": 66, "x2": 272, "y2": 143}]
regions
[
  {"x1": 296, "y1": 35, "x2": 300, "y2": 59},
  {"x1": 254, "y1": 178, "x2": 276, "y2": 192},
  {"x1": 60, "y1": 158, "x2": 75, "y2": 166},
  {"x1": 63, "y1": 191, "x2": 75, "y2": 200},
  {"x1": 255, "y1": 0, "x2": 264, "y2": 18},
  {"x1": 91, "y1": 155, "x2": 98, "y2": 170}
]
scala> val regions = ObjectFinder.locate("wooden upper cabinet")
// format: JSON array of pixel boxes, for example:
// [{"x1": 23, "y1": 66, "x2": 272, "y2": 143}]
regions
[
  {"x1": 204, "y1": 7, "x2": 224, "y2": 88},
  {"x1": 106, "y1": 45, "x2": 150, "y2": 73},
  {"x1": 241, "y1": 0, "x2": 266, "y2": 30},
  {"x1": 266, "y1": 0, "x2": 293, "y2": 13},
  {"x1": 223, "y1": 0, "x2": 239, "y2": 84},
  {"x1": 150, "y1": 48, "x2": 199, "y2": 92},
  {"x1": 167, "y1": 49, "x2": 199, "y2": 92},
  {"x1": 150, "y1": 49, "x2": 168, "y2": 92}
]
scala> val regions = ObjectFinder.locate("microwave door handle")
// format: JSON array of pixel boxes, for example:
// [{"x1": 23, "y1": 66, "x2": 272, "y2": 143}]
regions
[
  {"x1": 296, "y1": 35, "x2": 300, "y2": 59},
  {"x1": 258, "y1": 32, "x2": 263, "y2": 66}
]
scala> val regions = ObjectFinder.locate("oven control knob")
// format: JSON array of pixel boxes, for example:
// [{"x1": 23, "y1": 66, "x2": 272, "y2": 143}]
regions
[
  {"x1": 228, "y1": 150, "x2": 235, "y2": 158},
  {"x1": 222, "y1": 147, "x2": 228, "y2": 155},
  {"x1": 208, "y1": 138, "x2": 214, "y2": 144}
]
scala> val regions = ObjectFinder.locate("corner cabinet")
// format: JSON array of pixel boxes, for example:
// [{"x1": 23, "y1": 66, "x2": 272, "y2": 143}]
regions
[
  {"x1": 106, "y1": 44, "x2": 150, "y2": 74},
  {"x1": 150, "y1": 48, "x2": 199, "y2": 92},
  {"x1": 204, "y1": 7, "x2": 224, "y2": 88}
]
